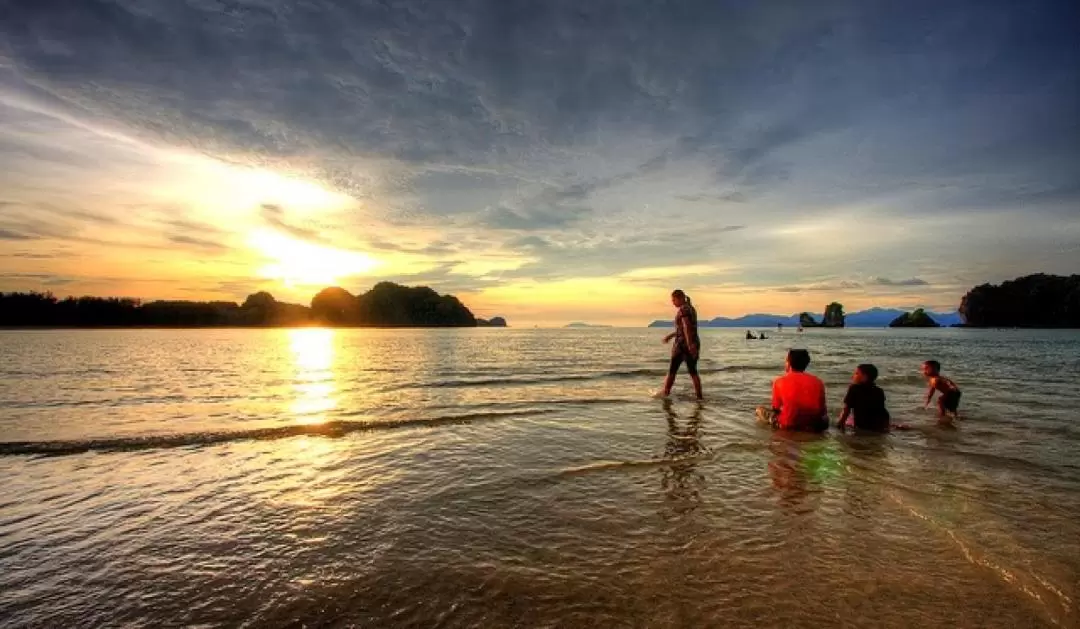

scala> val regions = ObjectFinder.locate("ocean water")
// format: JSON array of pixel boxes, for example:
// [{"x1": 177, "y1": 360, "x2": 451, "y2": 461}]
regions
[{"x1": 1, "y1": 327, "x2": 1078, "y2": 628}]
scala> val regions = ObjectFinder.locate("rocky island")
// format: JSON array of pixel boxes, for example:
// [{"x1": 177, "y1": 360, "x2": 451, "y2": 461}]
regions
[
  {"x1": 888, "y1": 308, "x2": 940, "y2": 328},
  {"x1": 959, "y1": 274, "x2": 1080, "y2": 328},
  {"x1": 798, "y1": 302, "x2": 846, "y2": 328}
]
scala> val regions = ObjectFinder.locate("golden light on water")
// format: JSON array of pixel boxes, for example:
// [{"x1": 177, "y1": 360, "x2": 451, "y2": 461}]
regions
[{"x1": 288, "y1": 328, "x2": 338, "y2": 424}]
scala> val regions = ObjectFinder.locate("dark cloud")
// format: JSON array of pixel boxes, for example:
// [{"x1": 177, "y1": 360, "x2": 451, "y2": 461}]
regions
[
  {"x1": 3, "y1": 0, "x2": 1073, "y2": 207},
  {"x1": 35, "y1": 204, "x2": 120, "y2": 226},
  {"x1": 167, "y1": 234, "x2": 229, "y2": 251},
  {"x1": 870, "y1": 277, "x2": 929, "y2": 287},
  {"x1": 0, "y1": 272, "x2": 77, "y2": 286},
  {"x1": 480, "y1": 205, "x2": 591, "y2": 231},
  {"x1": 677, "y1": 192, "x2": 747, "y2": 204},
  {"x1": 505, "y1": 235, "x2": 553, "y2": 251},
  {"x1": 0, "y1": 251, "x2": 61, "y2": 259},
  {"x1": 0, "y1": 228, "x2": 34, "y2": 240},
  {"x1": 776, "y1": 281, "x2": 863, "y2": 293},
  {"x1": 258, "y1": 203, "x2": 327, "y2": 242}
]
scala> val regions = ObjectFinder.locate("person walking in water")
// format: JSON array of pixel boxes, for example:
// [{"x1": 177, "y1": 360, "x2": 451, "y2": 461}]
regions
[{"x1": 660, "y1": 289, "x2": 703, "y2": 400}]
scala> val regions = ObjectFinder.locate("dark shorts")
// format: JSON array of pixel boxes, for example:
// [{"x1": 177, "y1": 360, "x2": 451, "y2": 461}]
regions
[
  {"x1": 941, "y1": 390, "x2": 962, "y2": 413},
  {"x1": 668, "y1": 350, "x2": 699, "y2": 377}
]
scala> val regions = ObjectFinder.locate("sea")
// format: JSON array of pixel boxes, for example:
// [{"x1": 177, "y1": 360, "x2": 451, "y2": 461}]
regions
[{"x1": 0, "y1": 327, "x2": 1078, "y2": 628}]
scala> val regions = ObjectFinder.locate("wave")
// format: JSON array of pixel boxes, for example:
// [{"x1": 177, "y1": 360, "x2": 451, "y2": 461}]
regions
[
  {"x1": 0, "y1": 409, "x2": 555, "y2": 457},
  {"x1": 886, "y1": 490, "x2": 1075, "y2": 627}
]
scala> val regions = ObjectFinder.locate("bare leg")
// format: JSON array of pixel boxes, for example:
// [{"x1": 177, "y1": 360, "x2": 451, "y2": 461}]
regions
[
  {"x1": 662, "y1": 372, "x2": 676, "y2": 397},
  {"x1": 936, "y1": 397, "x2": 954, "y2": 425},
  {"x1": 690, "y1": 373, "x2": 703, "y2": 400}
]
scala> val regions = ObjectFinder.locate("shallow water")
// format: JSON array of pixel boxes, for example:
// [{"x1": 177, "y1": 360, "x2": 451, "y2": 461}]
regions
[{"x1": 1, "y1": 327, "x2": 1078, "y2": 628}]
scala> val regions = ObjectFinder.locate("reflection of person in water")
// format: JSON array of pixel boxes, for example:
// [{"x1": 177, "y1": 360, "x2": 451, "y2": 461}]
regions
[
  {"x1": 660, "y1": 399, "x2": 707, "y2": 517},
  {"x1": 767, "y1": 433, "x2": 846, "y2": 510}
]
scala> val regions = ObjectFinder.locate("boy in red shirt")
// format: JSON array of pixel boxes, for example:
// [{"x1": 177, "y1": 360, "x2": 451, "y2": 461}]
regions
[{"x1": 756, "y1": 349, "x2": 829, "y2": 432}]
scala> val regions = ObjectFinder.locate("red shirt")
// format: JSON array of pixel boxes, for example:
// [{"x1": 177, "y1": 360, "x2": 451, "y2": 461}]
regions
[{"x1": 771, "y1": 371, "x2": 828, "y2": 431}]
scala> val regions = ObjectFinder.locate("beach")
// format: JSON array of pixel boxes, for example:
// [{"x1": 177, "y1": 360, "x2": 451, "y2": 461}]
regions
[{"x1": 1, "y1": 327, "x2": 1078, "y2": 628}]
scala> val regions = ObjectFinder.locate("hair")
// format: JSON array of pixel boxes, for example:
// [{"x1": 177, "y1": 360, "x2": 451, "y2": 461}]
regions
[
  {"x1": 787, "y1": 349, "x2": 811, "y2": 372},
  {"x1": 924, "y1": 359, "x2": 941, "y2": 374},
  {"x1": 857, "y1": 363, "x2": 879, "y2": 382},
  {"x1": 672, "y1": 289, "x2": 692, "y2": 307}
]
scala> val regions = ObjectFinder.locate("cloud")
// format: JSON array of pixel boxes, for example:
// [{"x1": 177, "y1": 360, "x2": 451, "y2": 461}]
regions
[
  {"x1": 258, "y1": 203, "x2": 327, "y2": 243},
  {"x1": 776, "y1": 281, "x2": 864, "y2": 293},
  {"x1": 479, "y1": 205, "x2": 591, "y2": 231},
  {"x1": 167, "y1": 234, "x2": 230, "y2": 251},
  {"x1": 869, "y1": 276, "x2": 929, "y2": 287},
  {"x1": 0, "y1": 0, "x2": 1076, "y2": 321},
  {"x1": 0, "y1": 228, "x2": 34, "y2": 240},
  {"x1": 620, "y1": 264, "x2": 732, "y2": 280}
]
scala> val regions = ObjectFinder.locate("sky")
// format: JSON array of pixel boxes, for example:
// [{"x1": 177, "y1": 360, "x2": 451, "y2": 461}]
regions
[{"x1": 0, "y1": 0, "x2": 1077, "y2": 326}]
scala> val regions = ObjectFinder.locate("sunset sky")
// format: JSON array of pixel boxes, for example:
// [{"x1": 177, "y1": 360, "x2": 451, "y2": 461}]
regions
[{"x1": 1, "y1": 0, "x2": 1077, "y2": 326}]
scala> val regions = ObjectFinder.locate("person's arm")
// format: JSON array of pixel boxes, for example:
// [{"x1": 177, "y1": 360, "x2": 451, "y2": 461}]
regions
[
  {"x1": 662, "y1": 332, "x2": 675, "y2": 343},
  {"x1": 924, "y1": 380, "x2": 936, "y2": 408},
  {"x1": 680, "y1": 316, "x2": 698, "y2": 356},
  {"x1": 838, "y1": 406, "x2": 851, "y2": 430}
]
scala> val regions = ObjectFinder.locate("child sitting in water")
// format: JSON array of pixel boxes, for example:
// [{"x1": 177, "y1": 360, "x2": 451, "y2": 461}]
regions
[
  {"x1": 837, "y1": 364, "x2": 891, "y2": 432},
  {"x1": 756, "y1": 349, "x2": 828, "y2": 432},
  {"x1": 922, "y1": 360, "x2": 962, "y2": 421}
]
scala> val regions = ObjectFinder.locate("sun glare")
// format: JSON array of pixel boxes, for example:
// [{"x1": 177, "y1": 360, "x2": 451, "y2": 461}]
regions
[
  {"x1": 288, "y1": 328, "x2": 337, "y2": 424},
  {"x1": 250, "y1": 229, "x2": 381, "y2": 287}
]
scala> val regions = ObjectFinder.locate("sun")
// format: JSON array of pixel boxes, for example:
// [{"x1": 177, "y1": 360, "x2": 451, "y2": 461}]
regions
[{"x1": 249, "y1": 229, "x2": 381, "y2": 287}]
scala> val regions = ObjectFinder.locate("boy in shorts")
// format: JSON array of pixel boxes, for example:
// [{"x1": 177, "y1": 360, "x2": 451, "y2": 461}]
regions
[{"x1": 923, "y1": 360, "x2": 962, "y2": 421}]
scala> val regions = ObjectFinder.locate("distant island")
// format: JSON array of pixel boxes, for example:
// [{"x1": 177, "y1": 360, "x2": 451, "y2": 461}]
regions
[
  {"x1": 798, "y1": 302, "x2": 846, "y2": 328},
  {"x1": 959, "y1": 274, "x2": 1080, "y2": 328},
  {"x1": 649, "y1": 306, "x2": 963, "y2": 328},
  {"x1": 0, "y1": 282, "x2": 508, "y2": 329},
  {"x1": 889, "y1": 308, "x2": 940, "y2": 328},
  {"x1": 646, "y1": 273, "x2": 1080, "y2": 329},
  {"x1": 565, "y1": 322, "x2": 612, "y2": 328}
]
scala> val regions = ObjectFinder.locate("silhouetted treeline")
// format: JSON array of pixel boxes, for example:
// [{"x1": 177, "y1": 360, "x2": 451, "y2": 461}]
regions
[
  {"x1": 311, "y1": 282, "x2": 476, "y2": 326},
  {"x1": 0, "y1": 282, "x2": 486, "y2": 328},
  {"x1": 960, "y1": 274, "x2": 1080, "y2": 327}
]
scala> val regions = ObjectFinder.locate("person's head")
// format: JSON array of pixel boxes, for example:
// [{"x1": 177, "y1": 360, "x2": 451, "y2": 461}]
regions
[
  {"x1": 671, "y1": 289, "x2": 689, "y2": 307},
  {"x1": 854, "y1": 363, "x2": 879, "y2": 384},
  {"x1": 922, "y1": 360, "x2": 941, "y2": 377},
  {"x1": 786, "y1": 349, "x2": 811, "y2": 373}
]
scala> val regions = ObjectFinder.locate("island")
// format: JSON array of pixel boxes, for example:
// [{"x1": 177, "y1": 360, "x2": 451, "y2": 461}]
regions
[
  {"x1": 888, "y1": 308, "x2": 940, "y2": 328},
  {"x1": 565, "y1": 322, "x2": 612, "y2": 328},
  {"x1": 477, "y1": 316, "x2": 508, "y2": 327},
  {"x1": 959, "y1": 274, "x2": 1080, "y2": 328},
  {"x1": 0, "y1": 282, "x2": 490, "y2": 328},
  {"x1": 798, "y1": 303, "x2": 846, "y2": 328}
]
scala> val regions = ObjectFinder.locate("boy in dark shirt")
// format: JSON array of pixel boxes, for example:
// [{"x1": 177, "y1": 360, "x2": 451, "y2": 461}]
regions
[
  {"x1": 923, "y1": 360, "x2": 962, "y2": 422},
  {"x1": 837, "y1": 364, "x2": 891, "y2": 432}
]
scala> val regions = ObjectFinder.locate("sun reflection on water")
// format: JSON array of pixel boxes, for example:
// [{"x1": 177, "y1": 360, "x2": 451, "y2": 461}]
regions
[{"x1": 288, "y1": 328, "x2": 338, "y2": 424}]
